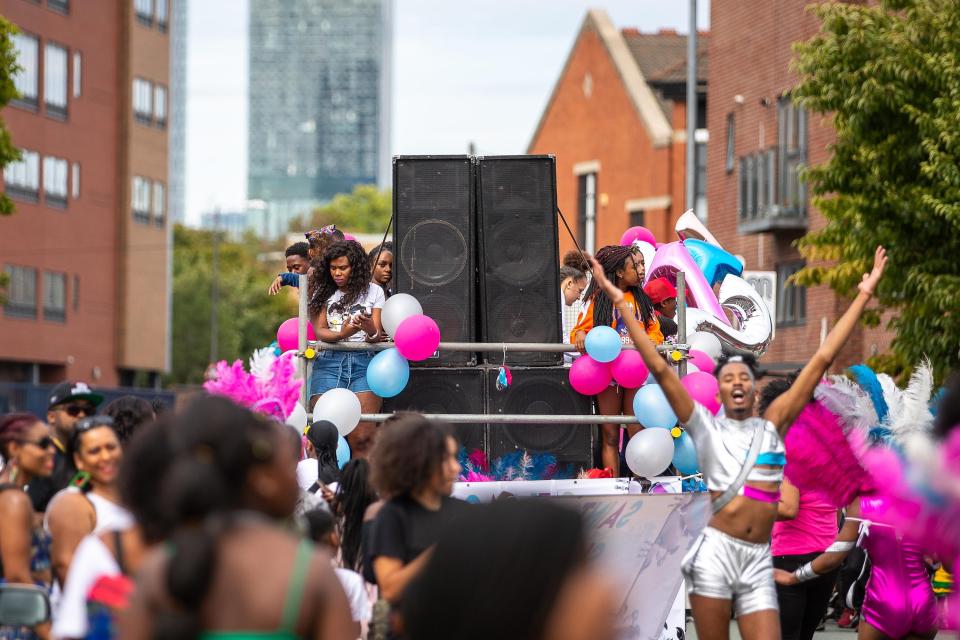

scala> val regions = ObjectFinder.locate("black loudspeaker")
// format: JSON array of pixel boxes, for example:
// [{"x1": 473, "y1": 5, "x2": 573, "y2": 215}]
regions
[
  {"x1": 393, "y1": 156, "x2": 476, "y2": 366},
  {"x1": 487, "y1": 367, "x2": 596, "y2": 473},
  {"x1": 476, "y1": 156, "x2": 562, "y2": 366},
  {"x1": 382, "y1": 368, "x2": 486, "y2": 454}
]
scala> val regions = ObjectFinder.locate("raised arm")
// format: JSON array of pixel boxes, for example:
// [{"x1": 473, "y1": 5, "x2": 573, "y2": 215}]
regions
[
  {"x1": 589, "y1": 259, "x2": 694, "y2": 423},
  {"x1": 765, "y1": 247, "x2": 887, "y2": 434}
]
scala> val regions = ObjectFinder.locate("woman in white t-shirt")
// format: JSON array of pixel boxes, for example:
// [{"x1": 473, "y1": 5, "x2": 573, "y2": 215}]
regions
[{"x1": 308, "y1": 240, "x2": 385, "y2": 458}]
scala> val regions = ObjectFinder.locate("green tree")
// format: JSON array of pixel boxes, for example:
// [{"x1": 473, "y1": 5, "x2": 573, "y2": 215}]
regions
[
  {"x1": 167, "y1": 225, "x2": 296, "y2": 384},
  {"x1": 792, "y1": 0, "x2": 960, "y2": 380},
  {"x1": 0, "y1": 16, "x2": 24, "y2": 302},
  {"x1": 300, "y1": 184, "x2": 391, "y2": 234}
]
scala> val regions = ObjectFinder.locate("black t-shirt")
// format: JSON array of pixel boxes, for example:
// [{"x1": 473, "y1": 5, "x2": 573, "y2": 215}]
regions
[
  {"x1": 367, "y1": 494, "x2": 466, "y2": 569},
  {"x1": 26, "y1": 448, "x2": 73, "y2": 512}
]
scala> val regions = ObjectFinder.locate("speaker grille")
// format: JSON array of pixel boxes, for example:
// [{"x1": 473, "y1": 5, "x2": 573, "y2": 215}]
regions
[
  {"x1": 487, "y1": 367, "x2": 596, "y2": 471},
  {"x1": 394, "y1": 156, "x2": 476, "y2": 366},
  {"x1": 477, "y1": 156, "x2": 561, "y2": 366}
]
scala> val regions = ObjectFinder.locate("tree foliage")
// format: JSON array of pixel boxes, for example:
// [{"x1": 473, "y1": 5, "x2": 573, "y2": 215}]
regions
[
  {"x1": 167, "y1": 225, "x2": 296, "y2": 385},
  {"x1": 792, "y1": 0, "x2": 960, "y2": 380},
  {"x1": 300, "y1": 184, "x2": 391, "y2": 234},
  {"x1": 0, "y1": 16, "x2": 22, "y2": 217}
]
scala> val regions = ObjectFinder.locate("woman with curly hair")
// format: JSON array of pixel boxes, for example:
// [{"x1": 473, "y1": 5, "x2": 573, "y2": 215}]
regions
[
  {"x1": 366, "y1": 414, "x2": 464, "y2": 627},
  {"x1": 571, "y1": 244, "x2": 663, "y2": 475},
  {"x1": 308, "y1": 240, "x2": 385, "y2": 459}
]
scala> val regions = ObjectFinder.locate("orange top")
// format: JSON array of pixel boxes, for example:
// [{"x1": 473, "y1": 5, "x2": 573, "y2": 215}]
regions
[{"x1": 571, "y1": 291, "x2": 665, "y2": 345}]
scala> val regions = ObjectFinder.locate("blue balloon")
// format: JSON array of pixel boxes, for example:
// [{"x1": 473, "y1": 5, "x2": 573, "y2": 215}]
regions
[
  {"x1": 366, "y1": 348, "x2": 410, "y2": 398},
  {"x1": 684, "y1": 238, "x2": 743, "y2": 286},
  {"x1": 633, "y1": 384, "x2": 678, "y2": 429},
  {"x1": 672, "y1": 431, "x2": 699, "y2": 475},
  {"x1": 585, "y1": 326, "x2": 622, "y2": 363},
  {"x1": 337, "y1": 434, "x2": 351, "y2": 469}
]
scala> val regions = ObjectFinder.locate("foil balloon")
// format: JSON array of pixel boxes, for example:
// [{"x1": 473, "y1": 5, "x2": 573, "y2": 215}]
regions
[
  {"x1": 674, "y1": 209, "x2": 722, "y2": 248},
  {"x1": 645, "y1": 241, "x2": 728, "y2": 323},
  {"x1": 683, "y1": 239, "x2": 744, "y2": 287},
  {"x1": 685, "y1": 275, "x2": 773, "y2": 357}
]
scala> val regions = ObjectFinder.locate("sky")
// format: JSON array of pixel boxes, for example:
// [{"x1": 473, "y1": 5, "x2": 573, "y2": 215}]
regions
[{"x1": 184, "y1": 0, "x2": 710, "y2": 224}]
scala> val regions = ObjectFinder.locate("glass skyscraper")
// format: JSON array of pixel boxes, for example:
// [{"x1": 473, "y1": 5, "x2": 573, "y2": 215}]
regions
[{"x1": 248, "y1": 0, "x2": 392, "y2": 239}]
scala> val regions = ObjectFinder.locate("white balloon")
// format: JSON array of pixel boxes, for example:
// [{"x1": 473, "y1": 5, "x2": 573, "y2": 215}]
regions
[
  {"x1": 382, "y1": 293, "x2": 423, "y2": 336},
  {"x1": 285, "y1": 402, "x2": 308, "y2": 432},
  {"x1": 688, "y1": 331, "x2": 723, "y2": 361},
  {"x1": 312, "y1": 388, "x2": 362, "y2": 437},
  {"x1": 625, "y1": 428, "x2": 675, "y2": 478}
]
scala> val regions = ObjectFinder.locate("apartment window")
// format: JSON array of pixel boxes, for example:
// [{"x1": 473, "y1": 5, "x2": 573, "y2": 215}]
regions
[
  {"x1": 44, "y1": 42, "x2": 68, "y2": 118},
  {"x1": 4, "y1": 150, "x2": 40, "y2": 201},
  {"x1": 576, "y1": 172, "x2": 597, "y2": 255},
  {"x1": 71, "y1": 162, "x2": 80, "y2": 199},
  {"x1": 133, "y1": 78, "x2": 153, "y2": 124},
  {"x1": 43, "y1": 156, "x2": 68, "y2": 207},
  {"x1": 153, "y1": 181, "x2": 165, "y2": 226},
  {"x1": 629, "y1": 209, "x2": 644, "y2": 229},
  {"x1": 12, "y1": 33, "x2": 39, "y2": 108},
  {"x1": 725, "y1": 113, "x2": 735, "y2": 173},
  {"x1": 4, "y1": 265, "x2": 37, "y2": 319},
  {"x1": 776, "y1": 261, "x2": 806, "y2": 326},
  {"x1": 154, "y1": 84, "x2": 167, "y2": 127},
  {"x1": 73, "y1": 274, "x2": 79, "y2": 311},
  {"x1": 47, "y1": 0, "x2": 69, "y2": 14},
  {"x1": 43, "y1": 272, "x2": 66, "y2": 322},
  {"x1": 778, "y1": 95, "x2": 808, "y2": 215},
  {"x1": 72, "y1": 51, "x2": 81, "y2": 98},
  {"x1": 132, "y1": 176, "x2": 151, "y2": 222},
  {"x1": 135, "y1": 0, "x2": 154, "y2": 26},
  {"x1": 156, "y1": 0, "x2": 168, "y2": 31}
]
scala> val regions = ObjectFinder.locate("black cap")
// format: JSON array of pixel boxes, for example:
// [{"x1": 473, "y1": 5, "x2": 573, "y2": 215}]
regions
[{"x1": 48, "y1": 381, "x2": 104, "y2": 410}]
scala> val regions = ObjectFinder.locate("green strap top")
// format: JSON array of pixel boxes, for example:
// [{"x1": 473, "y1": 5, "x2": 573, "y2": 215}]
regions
[{"x1": 200, "y1": 538, "x2": 314, "y2": 639}]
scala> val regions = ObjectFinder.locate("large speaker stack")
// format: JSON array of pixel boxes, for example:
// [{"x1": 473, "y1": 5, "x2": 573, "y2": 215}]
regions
[{"x1": 390, "y1": 155, "x2": 596, "y2": 472}]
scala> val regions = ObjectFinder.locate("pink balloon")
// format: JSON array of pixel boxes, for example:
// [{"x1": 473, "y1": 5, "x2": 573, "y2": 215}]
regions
[
  {"x1": 610, "y1": 349, "x2": 649, "y2": 389},
  {"x1": 569, "y1": 355, "x2": 613, "y2": 396},
  {"x1": 681, "y1": 371, "x2": 720, "y2": 415},
  {"x1": 277, "y1": 317, "x2": 316, "y2": 352},
  {"x1": 343, "y1": 233, "x2": 357, "y2": 241},
  {"x1": 394, "y1": 314, "x2": 441, "y2": 361},
  {"x1": 620, "y1": 226, "x2": 657, "y2": 247},
  {"x1": 688, "y1": 350, "x2": 716, "y2": 375}
]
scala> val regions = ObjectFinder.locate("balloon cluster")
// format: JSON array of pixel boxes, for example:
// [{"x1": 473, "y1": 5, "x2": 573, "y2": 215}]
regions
[{"x1": 366, "y1": 293, "x2": 440, "y2": 398}]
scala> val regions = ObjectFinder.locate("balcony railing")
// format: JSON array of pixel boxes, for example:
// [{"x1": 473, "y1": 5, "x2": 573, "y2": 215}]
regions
[{"x1": 737, "y1": 147, "x2": 807, "y2": 234}]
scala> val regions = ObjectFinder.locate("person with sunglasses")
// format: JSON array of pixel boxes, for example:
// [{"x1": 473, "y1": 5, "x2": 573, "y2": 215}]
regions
[
  {"x1": 44, "y1": 416, "x2": 132, "y2": 590},
  {"x1": 27, "y1": 382, "x2": 103, "y2": 514},
  {"x1": 0, "y1": 413, "x2": 56, "y2": 639}
]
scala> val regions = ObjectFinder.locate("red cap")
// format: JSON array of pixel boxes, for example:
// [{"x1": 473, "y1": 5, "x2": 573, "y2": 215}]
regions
[{"x1": 643, "y1": 277, "x2": 678, "y2": 304}]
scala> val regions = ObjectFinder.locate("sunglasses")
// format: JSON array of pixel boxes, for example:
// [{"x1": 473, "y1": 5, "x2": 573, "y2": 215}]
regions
[
  {"x1": 74, "y1": 415, "x2": 115, "y2": 434},
  {"x1": 20, "y1": 436, "x2": 55, "y2": 450},
  {"x1": 60, "y1": 404, "x2": 94, "y2": 417}
]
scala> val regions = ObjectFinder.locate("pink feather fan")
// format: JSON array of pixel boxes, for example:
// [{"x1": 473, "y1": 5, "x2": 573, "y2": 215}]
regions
[{"x1": 204, "y1": 350, "x2": 302, "y2": 421}]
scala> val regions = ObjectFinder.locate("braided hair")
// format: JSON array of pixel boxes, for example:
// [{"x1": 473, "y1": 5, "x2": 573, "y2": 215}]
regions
[
  {"x1": 581, "y1": 245, "x2": 655, "y2": 329},
  {"x1": 334, "y1": 458, "x2": 376, "y2": 573},
  {"x1": 308, "y1": 240, "x2": 372, "y2": 318}
]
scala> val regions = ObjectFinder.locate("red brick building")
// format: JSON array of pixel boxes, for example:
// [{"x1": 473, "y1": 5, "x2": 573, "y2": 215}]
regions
[
  {"x1": 707, "y1": 0, "x2": 890, "y2": 372},
  {"x1": 528, "y1": 10, "x2": 707, "y2": 257},
  {"x1": 0, "y1": 0, "x2": 171, "y2": 386}
]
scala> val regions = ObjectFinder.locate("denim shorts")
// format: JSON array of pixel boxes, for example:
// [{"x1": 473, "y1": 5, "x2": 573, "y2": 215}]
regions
[{"x1": 310, "y1": 350, "x2": 374, "y2": 397}]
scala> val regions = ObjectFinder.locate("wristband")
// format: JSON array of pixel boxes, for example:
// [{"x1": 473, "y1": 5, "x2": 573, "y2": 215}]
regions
[{"x1": 794, "y1": 562, "x2": 819, "y2": 583}]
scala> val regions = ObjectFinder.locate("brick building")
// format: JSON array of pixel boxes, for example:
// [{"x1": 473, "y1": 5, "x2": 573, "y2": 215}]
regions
[
  {"x1": 707, "y1": 0, "x2": 890, "y2": 371},
  {"x1": 528, "y1": 9, "x2": 707, "y2": 257},
  {"x1": 0, "y1": 0, "x2": 171, "y2": 387}
]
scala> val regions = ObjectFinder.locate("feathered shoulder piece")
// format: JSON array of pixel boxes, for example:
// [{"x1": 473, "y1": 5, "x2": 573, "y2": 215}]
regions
[{"x1": 204, "y1": 348, "x2": 302, "y2": 421}]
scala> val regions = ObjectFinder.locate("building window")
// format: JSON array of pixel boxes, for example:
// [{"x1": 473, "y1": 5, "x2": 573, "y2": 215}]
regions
[
  {"x1": 72, "y1": 51, "x2": 81, "y2": 98},
  {"x1": 725, "y1": 113, "x2": 735, "y2": 173},
  {"x1": 73, "y1": 274, "x2": 79, "y2": 311},
  {"x1": 71, "y1": 162, "x2": 80, "y2": 199},
  {"x1": 132, "y1": 176, "x2": 151, "y2": 222},
  {"x1": 135, "y1": 0, "x2": 154, "y2": 26},
  {"x1": 12, "y1": 33, "x2": 39, "y2": 108},
  {"x1": 778, "y1": 95, "x2": 808, "y2": 215},
  {"x1": 43, "y1": 272, "x2": 66, "y2": 322},
  {"x1": 44, "y1": 42, "x2": 68, "y2": 118},
  {"x1": 153, "y1": 181, "x2": 165, "y2": 226},
  {"x1": 629, "y1": 209, "x2": 644, "y2": 229},
  {"x1": 4, "y1": 150, "x2": 40, "y2": 201},
  {"x1": 47, "y1": 0, "x2": 69, "y2": 14},
  {"x1": 156, "y1": 0, "x2": 168, "y2": 31},
  {"x1": 42, "y1": 156, "x2": 68, "y2": 207},
  {"x1": 776, "y1": 261, "x2": 806, "y2": 326},
  {"x1": 4, "y1": 265, "x2": 37, "y2": 319},
  {"x1": 154, "y1": 84, "x2": 167, "y2": 127},
  {"x1": 133, "y1": 78, "x2": 153, "y2": 124},
  {"x1": 576, "y1": 172, "x2": 597, "y2": 255}
]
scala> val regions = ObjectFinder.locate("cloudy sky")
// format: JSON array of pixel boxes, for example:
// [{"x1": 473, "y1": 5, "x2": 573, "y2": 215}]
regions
[{"x1": 185, "y1": 0, "x2": 710, "y2": 223}]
